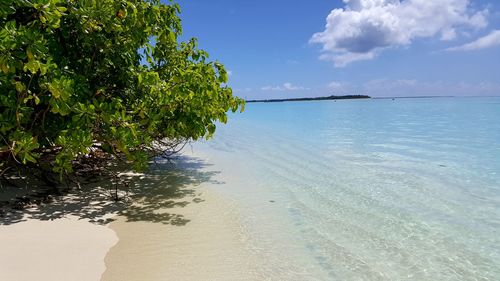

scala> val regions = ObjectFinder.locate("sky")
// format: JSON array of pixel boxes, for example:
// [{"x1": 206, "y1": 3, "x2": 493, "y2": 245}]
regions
[{"x1": 172, "y1": 0, "x2": 500, "y2": 99}]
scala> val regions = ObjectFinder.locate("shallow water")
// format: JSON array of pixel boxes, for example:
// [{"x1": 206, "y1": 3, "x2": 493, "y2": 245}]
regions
[{"x1": 195, "y1": 97, "x2": 500, "y2": 280}]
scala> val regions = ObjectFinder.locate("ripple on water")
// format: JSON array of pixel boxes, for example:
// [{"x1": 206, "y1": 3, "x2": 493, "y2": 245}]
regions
[{"x1": 198, "y1": 98, "x2": 500, "y2": 280}]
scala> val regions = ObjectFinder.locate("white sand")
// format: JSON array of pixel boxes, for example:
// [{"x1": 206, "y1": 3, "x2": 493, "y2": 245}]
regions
[
  {"x1": 0, "y1": 178, "x2": 261, "y2": 281},
  {"x1": 0, "y1": 152, "x2": 264, "y2": 281},
  {"x1": 0, "y1": 214, "x2": 118, "y2": 281},
  {"x1": 102, "y1": 188, "x2": 262, "y2": 281}
]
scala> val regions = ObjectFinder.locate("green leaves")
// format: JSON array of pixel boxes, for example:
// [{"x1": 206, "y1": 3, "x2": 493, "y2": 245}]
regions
[
  {"x1": 10, "y1": 131, "x2": 40, "y2": 164},
  {"x1": 47, "y1": 77, "x2": 74, "y2": 101},
  {"x1": 1, "y1": 0, "x2": 244, "y2": 177}
]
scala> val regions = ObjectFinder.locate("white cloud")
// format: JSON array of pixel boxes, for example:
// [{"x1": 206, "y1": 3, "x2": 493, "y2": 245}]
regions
[
  {"x1": 320, "y1": 52, "x2": 376, "y2": 67},
  {"x1": 446, "y1": 29, "x2": 500, "y2": 51},
  {"x1": 261, "y1": 82, "x2": 309, "y2": 91},
  {"x1": 234, "y1": 87, "x2": 252, "y2": 92},
  {"x1": 310, "y1": 0, "x2": 488, "y2": 67},
  {"x1": 326, "y1": 81, "x2": 357, "y2": 94},
  {"x1": 327, "y1": 81, "x2": 344, "y2": 89}
]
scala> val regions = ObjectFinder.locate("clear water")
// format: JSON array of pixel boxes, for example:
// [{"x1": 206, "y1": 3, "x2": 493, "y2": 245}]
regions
[{"x1": 195, "y1": 97, "x2": 500, "y2": 280}]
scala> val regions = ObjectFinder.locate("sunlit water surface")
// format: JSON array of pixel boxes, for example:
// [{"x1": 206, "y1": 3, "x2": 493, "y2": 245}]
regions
[{"x1": 195, "y1": 97, "x2": 500, "y2": 280}]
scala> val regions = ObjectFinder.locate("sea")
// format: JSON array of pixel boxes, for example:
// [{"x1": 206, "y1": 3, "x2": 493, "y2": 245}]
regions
[{"x1": 193, "y1": 97, "x2": 500, "y2": 280}]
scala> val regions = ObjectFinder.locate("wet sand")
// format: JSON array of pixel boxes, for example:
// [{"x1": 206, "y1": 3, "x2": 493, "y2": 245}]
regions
[
  {"x1": 0, "y1": 187, "x2": 256, "y2": 281},
  {"x1": 0, "y1": 153, "x2": 263, "y2": 281},
  {"x1": 102, "y1": 188, "x2": 261, "y2": 281}
]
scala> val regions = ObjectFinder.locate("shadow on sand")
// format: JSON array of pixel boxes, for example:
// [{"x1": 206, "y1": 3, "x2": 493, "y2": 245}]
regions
[{"x1": 0, "y1": 155, "x2": 223, "y2": 226}]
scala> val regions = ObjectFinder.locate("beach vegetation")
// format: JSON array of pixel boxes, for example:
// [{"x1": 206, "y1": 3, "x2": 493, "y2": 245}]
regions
[{"x1": 0, "y1": 0, "x2": 243, "y2": 186}]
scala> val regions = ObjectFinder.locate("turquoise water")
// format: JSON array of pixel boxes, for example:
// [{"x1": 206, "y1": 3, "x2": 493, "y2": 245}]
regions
[{"x1": 196, "y1": 97, "x2": 500, "y2": 280}]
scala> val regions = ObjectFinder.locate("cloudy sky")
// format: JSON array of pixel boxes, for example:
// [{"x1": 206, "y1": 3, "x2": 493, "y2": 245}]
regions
[{"x1": 175, "y1": 0, "x2": 500, "y2": 98}]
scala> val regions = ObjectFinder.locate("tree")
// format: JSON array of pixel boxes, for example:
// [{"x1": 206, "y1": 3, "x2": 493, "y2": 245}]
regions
[{"x1": 0, "y1": 0, "x2": 244, "y2": 183}]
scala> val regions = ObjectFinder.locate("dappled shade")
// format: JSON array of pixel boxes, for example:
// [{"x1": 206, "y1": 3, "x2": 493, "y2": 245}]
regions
[{"x1": 0, "y1": 156, "x2": 223, "y2": 226}]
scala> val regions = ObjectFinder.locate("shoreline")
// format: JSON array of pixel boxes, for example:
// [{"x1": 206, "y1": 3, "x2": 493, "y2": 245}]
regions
[
  {"x1": 102, "y1": 186, "x2": 261, "y2": 281},
  {"x1": 0, "y1": 151, "x2": 263, "y2": 281}
]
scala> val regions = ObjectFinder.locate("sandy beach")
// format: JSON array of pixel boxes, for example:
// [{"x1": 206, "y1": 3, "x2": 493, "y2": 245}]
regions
[
  {"x1": 102, "y1": 188, "x2": 259, "y2": 281},
  {"x1": 0, "y1": 214, "x2": 118, "y2": 281},
  {"x1": 0, "y1": 153, "x2": 261, "y2": 281},
  {"x1": 0, "y1": 186, "x2": 120, "y2": 281}
]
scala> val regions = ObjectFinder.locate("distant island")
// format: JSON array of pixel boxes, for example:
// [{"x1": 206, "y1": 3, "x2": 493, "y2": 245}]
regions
[{"x1": 246, "y1": 95, "x2": 371, "y2": 103}]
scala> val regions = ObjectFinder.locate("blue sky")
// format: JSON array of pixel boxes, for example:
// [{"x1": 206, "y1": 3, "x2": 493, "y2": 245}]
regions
[{"x1": 173, "y1": 0, "x2": 500, "y2": 98}]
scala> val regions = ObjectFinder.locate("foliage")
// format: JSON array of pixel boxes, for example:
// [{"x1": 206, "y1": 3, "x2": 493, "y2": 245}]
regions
[{"x1": 0, "y1": 0, "x2": 244, "y2": 179}]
